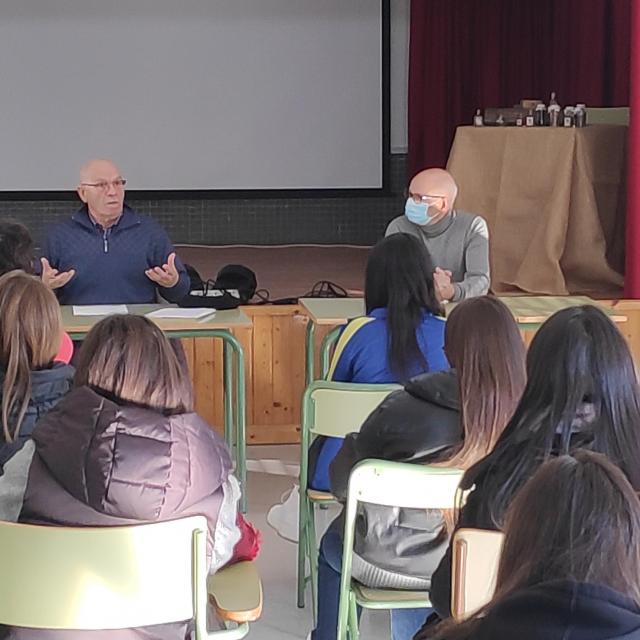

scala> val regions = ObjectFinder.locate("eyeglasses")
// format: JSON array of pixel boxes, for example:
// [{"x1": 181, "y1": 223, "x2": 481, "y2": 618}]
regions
[
  {"x1": 81, "y1": 179, "x2": 127, "y2": 191},
  {"x1": 408, "y1": 192, "x2": 446, "y2": 205}
]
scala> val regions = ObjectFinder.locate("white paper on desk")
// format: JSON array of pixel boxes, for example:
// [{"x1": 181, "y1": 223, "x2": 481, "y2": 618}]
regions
[
  {"x1": 145, "y1": 308, "x2": 216, "y2": 319},
  {"x1": 72, "y1": 305, "x2": 128, "y2": 316}
]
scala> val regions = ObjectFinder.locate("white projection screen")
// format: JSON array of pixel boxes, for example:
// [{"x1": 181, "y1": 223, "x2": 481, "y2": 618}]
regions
[{"x1": 0, "y1": 1, "x2": 386, "y2": 192}]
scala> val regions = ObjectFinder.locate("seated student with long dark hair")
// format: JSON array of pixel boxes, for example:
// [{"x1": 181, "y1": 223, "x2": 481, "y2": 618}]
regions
[
  {"x1": 419, "y1": 305, "x2": 640, "y2": 637},
  {"x1": 426, "y1": 451, "x2": 640, "y2": 640},
  {"x1": 309, "y1": 297, "x2": 526, "y2": 640},
  {"x1": 309, "y1": 233, "x2": 449, "y2": 492},
  {"x1": 0, "y1": 221, "x2": 74, "y2": 363}
]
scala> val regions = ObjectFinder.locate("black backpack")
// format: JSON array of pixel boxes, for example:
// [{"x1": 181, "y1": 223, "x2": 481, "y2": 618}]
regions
[{"x1": 179, "y1": 264, "x2": 257, "y2": 309}]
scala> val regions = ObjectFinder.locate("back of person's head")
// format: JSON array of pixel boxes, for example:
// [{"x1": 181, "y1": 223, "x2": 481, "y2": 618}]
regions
[
  {"x1": 442, "y1": 296, "x2": 526, "y2": 468},
  {"x1": 0, "y1": 270, "x2": 62, "y2": 443},
  {"x1": 0, "y1": 221, "x2": 35, "y2": 276},
  {"x1": 364, "y1": 233, "x2": 442, "y2": 380},
  {"x1": 485, "y1": 305, "x2": 640, "y2": 525},
  {"x1": 499, "y1": 451, "x2": 640, "y2": 600},
  {"x1": 75, "y1": 314, "x2": 193, "y2": 414},
  {"x1": 433, "y1": 451, "x2": 640, "y2": 640}
]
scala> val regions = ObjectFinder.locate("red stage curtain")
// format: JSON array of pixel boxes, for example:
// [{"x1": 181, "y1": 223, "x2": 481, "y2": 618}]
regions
[
  {"x1": 408, "y1": 0, "x2": 631, "y2": 176},
  {"x1": 626, "y1": 0, "x2": 640, "y2": 297}
]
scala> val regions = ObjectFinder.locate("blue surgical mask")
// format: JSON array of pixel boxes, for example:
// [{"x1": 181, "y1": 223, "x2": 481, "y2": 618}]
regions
[{"x1": 405, "y1": 198, "x2": 434, "y2": 226}]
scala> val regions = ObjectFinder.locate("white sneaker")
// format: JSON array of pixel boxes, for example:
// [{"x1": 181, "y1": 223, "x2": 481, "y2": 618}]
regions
[{"x1": 266, "y1": 485, "x2": 300, "y2": 543}]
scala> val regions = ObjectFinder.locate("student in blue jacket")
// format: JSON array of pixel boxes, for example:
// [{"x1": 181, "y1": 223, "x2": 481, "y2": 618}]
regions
[
  {"x1": 309, "y1": 233, "x2": 449, "y2": 492},
  {"x1": 41, "y1": 159, "x2": 190, "y2": 305}
]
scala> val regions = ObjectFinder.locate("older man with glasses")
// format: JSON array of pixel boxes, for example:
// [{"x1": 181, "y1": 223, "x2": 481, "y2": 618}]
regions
[
  {"x1": 41, "y1": 159, "x2": 189, "y2": 305},
  {"x1": 386, "y1": 168, "x2": 490, "y2": 302}
]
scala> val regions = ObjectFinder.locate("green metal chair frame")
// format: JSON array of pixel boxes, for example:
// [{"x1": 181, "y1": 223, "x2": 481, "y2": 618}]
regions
[
  {"x1": 296, "y1": 380, "x2": 400, "y2": 616},
  {"x1": 337, "y1": 459, "x2": 464, "y2": 640},
  {"x1": 0, "y1": 516, "x2": 262, "y2": 639}
]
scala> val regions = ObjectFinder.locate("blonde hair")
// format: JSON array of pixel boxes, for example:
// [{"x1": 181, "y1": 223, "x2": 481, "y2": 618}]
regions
[
  {"x1": 0, "y1": 270, "x2": 62, "y2": 443},
  {"x1": 75, "y1": 314, "x2": 193, "y2": 414}
]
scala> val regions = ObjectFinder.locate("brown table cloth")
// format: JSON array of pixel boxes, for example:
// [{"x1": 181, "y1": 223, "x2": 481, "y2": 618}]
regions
[{"x1": 447, "y1": 125, "x2": 627, "y2": 296}]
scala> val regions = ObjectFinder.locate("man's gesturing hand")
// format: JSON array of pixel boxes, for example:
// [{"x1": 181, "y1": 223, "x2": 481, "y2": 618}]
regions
[
  {"x1": 40, "y1": 258, "x2": 76, "y2": 290},
  {"x1": 145, "y1": 252, "x2": 180, "y2": 288}
]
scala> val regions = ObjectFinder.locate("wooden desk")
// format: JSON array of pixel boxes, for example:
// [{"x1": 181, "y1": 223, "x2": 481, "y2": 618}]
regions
[
  {"x1": 62, "y1": 305, "x2": 252, "y2": 338},
  {"x1": 300, "y1": 296, "x2": 627, "y2": 381},
  {"x1": 62, "y1": 304, "x2": 252, "y2": 511},
  {"x1": 299, "y1": 298, "x2": 365, "y2": 383},
  {"x1": 493, "y1": 295, "x2": 626, "y2": 326}
]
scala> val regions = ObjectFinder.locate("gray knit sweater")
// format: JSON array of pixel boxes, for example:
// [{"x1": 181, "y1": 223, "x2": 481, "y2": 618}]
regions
[{"x1": 385, "y1": 210, "x2": 490, "y2": 302}]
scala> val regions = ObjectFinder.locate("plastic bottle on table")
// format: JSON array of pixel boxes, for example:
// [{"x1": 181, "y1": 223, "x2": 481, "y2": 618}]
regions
[
  {"x1": 534, "y1": 103, "x2": 547, "y2": 126},
  {"x1": 548, "y1": 92, "x2": 561, "y2": 127},
  {"x1": 473, "y1": 109, "x2": 484, "y2": 126}
]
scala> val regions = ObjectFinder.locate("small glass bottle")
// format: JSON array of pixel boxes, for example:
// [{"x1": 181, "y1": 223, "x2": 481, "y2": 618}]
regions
[
  {"x1": 548, "y1": 92, "x2": 561, "y2": 127},
  {"x1": 563, "y1": 107, "x2": 575, "y2": 127},
  {"x1": 515, "y1": 112, "x2": 524, "y2": 127},
  {"x1": 473, "y1": 109, "x2": 484, "y2": 126},
  {"x1": 574, "y1": 104, "x2": 587, "y2": 128},
  {"x1": 534, "y1": 103, "x2": 547, "y2": 126},
  {"x1": 525, "y1": 109, "x2": 535, "y2": 127}
]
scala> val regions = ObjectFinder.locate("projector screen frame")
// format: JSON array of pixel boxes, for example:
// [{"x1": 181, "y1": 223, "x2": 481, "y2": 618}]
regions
[{"x1": 0, "y1": 0, "x2": 391, "y2": 201}]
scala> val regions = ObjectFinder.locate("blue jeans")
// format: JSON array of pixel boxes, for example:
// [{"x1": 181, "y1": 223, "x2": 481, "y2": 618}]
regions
[
  {"x1": 312, "y1": 529, "x2": 430, "y2": 640},
  {"x1": 390, "y1": 608, "x2": 430, "y2": 640}
]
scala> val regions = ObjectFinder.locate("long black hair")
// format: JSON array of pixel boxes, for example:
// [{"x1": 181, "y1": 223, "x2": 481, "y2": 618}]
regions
[
  {"x1": 0, "y1": 221, "x2": 35, "y2": 275},
  {"x1": 364, "y1": 233, "x2": 442, "y2": 380},
  {"x1": 471, "y1": 305, "x2": 640, "y2": 527},
  {"x1": 431, "y1": 452, "x2": 640, "y2": 640}
]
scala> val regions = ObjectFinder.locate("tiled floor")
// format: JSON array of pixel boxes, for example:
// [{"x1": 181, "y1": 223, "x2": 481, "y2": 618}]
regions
[{"x1": 244, "y1": 445, "x2": 391, "y2": 639}]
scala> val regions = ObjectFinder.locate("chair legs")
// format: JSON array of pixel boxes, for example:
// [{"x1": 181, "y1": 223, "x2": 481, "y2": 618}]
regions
[
  {"x1": 337, "y1": 588, "x2": 360, "y2": 640},
  {"x1": 308, "y1": 502, "x2": 319, "y2": 621},
  {"x1": 297, "y1": 493, "x2": 320, "y2": 621},
  {"x1": 347, "y1": 591, "x2": 360, "y2": 640},
  {"x1": 297, "y1": 492, "x2": 310, "y2": 608}
]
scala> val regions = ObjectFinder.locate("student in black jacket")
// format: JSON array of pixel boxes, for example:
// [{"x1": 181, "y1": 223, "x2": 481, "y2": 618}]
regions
[
  {"x1": 311, "y1": 297, "x2": 527, "y2": 640},
  {"x1": 421, "y1": 305, "x2": 640, "y2": 636},
  {"x1": 0, "y1": 271, "x2": 74, "y2": 522},
  {"x1": 424, "y1": 451, "x2": 640, "y2": 640}
]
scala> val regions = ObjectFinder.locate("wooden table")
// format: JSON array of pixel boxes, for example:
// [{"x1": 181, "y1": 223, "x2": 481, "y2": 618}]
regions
[
  {"x1": 447, "y1": 125, "x2": 626, "y2": 296},
  {"x1": 300, "y1": 296, "x2": 627, "y2": 382},
  {"x1": 492, "y1": 295, "x2": 627, "y2": 326},
  {"x1": 62, "y1": 304, "x2": 253, "y2": 511},
  {"x1": 299, "y1": 298, "x2": 365, "y2": 384}
]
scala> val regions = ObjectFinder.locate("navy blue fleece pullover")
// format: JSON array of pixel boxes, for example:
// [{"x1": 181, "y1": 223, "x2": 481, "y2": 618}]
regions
[{"x1": 42, "y1": 205, "x2": 190, "y2": 305}]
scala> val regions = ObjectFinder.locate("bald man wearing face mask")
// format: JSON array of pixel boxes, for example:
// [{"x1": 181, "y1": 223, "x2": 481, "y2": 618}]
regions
[{"x1": 385, "y1": 168, "x2": 490, "y2": 302}]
